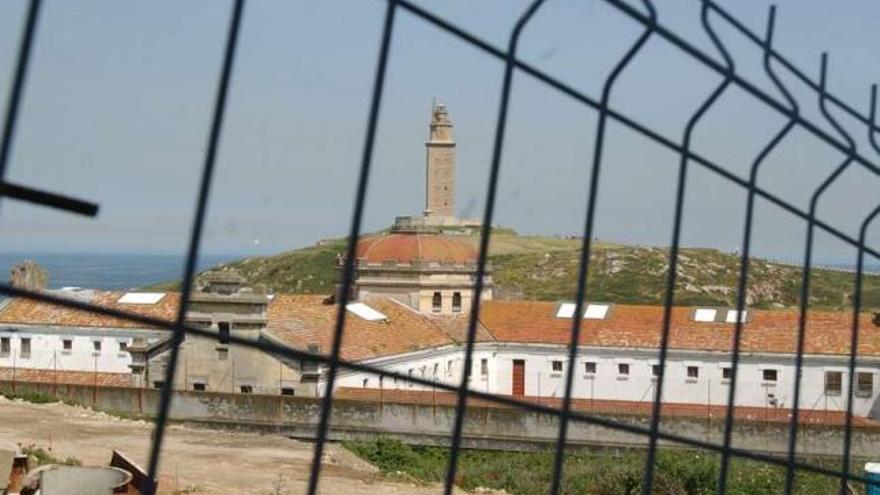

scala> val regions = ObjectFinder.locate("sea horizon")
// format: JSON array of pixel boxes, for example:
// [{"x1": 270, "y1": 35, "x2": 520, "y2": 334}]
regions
[{"x1": 0, "y1": 251, "x2": 245, "y2": 291}]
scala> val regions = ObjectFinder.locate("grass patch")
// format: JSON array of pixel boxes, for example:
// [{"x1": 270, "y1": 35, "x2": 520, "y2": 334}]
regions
[
  {"x1": 0, "y1": 386, "x2": 64, "y2": 404},
  {"x1": 20, "y1": 443, "x2": 82, "y2": 467},
  {"x1": 344, "y1": 438, "x2": 865, "y2": 495}
]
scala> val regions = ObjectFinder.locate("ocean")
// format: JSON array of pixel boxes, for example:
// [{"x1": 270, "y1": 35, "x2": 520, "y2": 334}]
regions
[{"x1": 0, "y1": 252, "x2": 241, "y2": 291}]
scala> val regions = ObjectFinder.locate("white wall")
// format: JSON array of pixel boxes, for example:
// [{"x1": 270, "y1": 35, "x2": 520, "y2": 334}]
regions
[
  {"x1": 0, "y1": 325, "x2": 163, "y2": 374},
  {"x1": 331, "y1": 343, "x2": 880, "y2": 418}
]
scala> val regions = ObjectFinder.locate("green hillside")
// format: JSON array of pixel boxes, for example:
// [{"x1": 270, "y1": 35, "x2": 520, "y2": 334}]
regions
[{"x1": 148, "y1": 233, "x2": 880, "y2": 310}]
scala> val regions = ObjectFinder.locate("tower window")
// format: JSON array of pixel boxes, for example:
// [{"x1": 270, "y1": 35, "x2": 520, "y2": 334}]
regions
[
  {"x1": 452, "y1": 292, "x2": 462, "y2": 313},
  {"x1": 432, "y1": 292, "x2": 442, "y2": 312}
]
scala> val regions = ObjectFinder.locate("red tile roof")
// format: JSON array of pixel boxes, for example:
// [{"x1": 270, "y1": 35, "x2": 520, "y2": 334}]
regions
[
  {"x1": 2, "y1": 289, "x2": 877, "y2": 358},
  {"x1": 0, "y1": 292, "x2": 178, "y2": 329},
  {"x1": 479, "y1": 300, "x2": 880, "y2": 356},
  {"x1": 356, "y1": 233, "x2": 477, "y2": 264},
  {"x1": 265, "y1": 295, "x2": 457, "y2": 360}
]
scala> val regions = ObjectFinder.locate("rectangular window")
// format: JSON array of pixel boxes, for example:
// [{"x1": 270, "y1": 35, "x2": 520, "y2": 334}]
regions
[
  {"x1": 118, "y1": 341, "x2": 128, "y2": 352},
  {"x1": 618, "y1": 363, "x2": 630, "y2": 376},
  {"x1": 551, "y1": 360, "x2": 563, "y2": 373},
  {"x1": 857, "y1": 372, "x2": 873, "y2": 397},
  {"x1": 218, "y1": 321, "x2": 231, "y2": 344},
  {"x1": 93, "y1": 340, "x2": 102, "y2": 353},
  {"x1": 192, "y1": 383, "x2": 206, "y2": 392},
  {"x1": 480, "y1": 358, "x2": 488, "y2": 377},
  {"x1": 20, "y1": 338, "x2": 30, "y2": 357},
  {"x1": 432, "y1": 292, "x2": 442, "y2": 312},
  {"x1": 433, "y1": 363, "x2": 439, "y2": 376},
  {"x1": 63, "y1": 339, "x2": 73, "y2": 351},
  {"x1": 452, "y1": 292, "x2": 462, "y2": 313},
  {"x1": 722, "y1": 367, "x2": 732, "y2": 380},
  {"x1": 240, "y1": 385, "x2": 253, "y2": 394},
  {"x1": 763, "y1": 369, "x2": 778, "y2": 382},
  {"x1": 687, "y1": 366, "x2": 699, "y2": 379},
  {"x1": 825, "y1": 371, "x2": 842, "y2": 395},
  {"x1": 584, "y1": 362, "x2": 597, "y2": 374},
  {"x1": 217, "y1": 348, "x2": 229, "y2": 361},
  {"x1": 153, "y1": 381, "x2": 165, "y2": 389},
  {"x1": 362, "y1": 378, "x2": 369, "y2": 388},
  {"x1": 0, "y1": 337, "x2": 9, "y2": 354},
  {"x1": 447, "y1": 360, "x2": 453, "y2": 375},
  {"x1": 281, "y1": 388, "x2": 295, "y2": 396}
]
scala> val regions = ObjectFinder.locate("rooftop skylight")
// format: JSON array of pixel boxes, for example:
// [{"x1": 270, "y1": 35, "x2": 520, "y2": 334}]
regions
[
  {"x1": 555, "y1": 303, "x2": 577, "y2": 318},
  {"x1": 346, "y1": 302, "x2": 387, "y2": 321},
  {"x1": 693, "y1": 308, "x2": 718, "y2": 322},
  {"x1": 583, "y1": 304, "x2": 610, "y2": 320},
  {"x1": 725, "y1": 309, "x2": 747, "y2": 323},
  {"x1": 118, "y1": 292, "x2": 165, "y2": 305}
]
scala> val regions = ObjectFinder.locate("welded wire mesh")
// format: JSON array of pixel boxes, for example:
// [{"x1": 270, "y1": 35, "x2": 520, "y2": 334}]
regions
[{"x1": 1, "y1": 1, "x2": 880, "y2": 494}]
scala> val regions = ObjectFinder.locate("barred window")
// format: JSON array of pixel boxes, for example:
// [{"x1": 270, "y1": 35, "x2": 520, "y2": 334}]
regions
[
  {"x1": 857, "y1": 372, "x2": 873, "y2": 397},
  {"x1": 825, "y1": 371, "x2": 842, "y2": 395}
]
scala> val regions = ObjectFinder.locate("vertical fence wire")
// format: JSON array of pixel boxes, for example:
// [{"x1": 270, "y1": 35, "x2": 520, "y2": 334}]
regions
[
  {"x1": 839, "y1": 84, "x2": 880, "y2": 495},
  {"x1": 0, "y1": 0, "x2": 41, "y2": 198},
  {"x1": 145, "y1": 0, "x2": 246, "y2": 486},
  {"x1": 441, "y1": 3, "x2": 545, "y2": 492},
  {"x1": 548, "y1": 1, "x2": 655, "y2": 493},
  {"x1": 783, "y1": 53, "x2": 856, "y2": 495},
  {"x1": 305, "y1": 2, "x2": 398, "y2": 493},
  {"x1": 716, "y1": 6, "x2": 799, "y2": 494},
  {"x1": 642, "y1": 4, "x2": 735, "y2": 493}
]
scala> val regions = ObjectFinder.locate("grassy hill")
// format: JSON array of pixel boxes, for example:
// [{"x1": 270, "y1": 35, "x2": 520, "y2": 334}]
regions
[{"x1": 147, "y1": 233, "x2": 880, "y2": 310}]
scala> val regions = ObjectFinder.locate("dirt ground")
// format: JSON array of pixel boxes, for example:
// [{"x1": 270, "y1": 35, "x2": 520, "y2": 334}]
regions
[{"x1": 0, "y1": 396, "x2": 469, "y2": 495}]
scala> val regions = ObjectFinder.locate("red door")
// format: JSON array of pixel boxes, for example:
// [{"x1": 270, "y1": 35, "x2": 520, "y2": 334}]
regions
[{"x1": 512, "y1": 360, "x2": 525, "y2": 396}]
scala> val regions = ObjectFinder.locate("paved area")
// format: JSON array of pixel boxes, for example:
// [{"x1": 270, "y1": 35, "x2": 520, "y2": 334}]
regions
[{"x1": 0, "y1": 396, "x2": 459, "y2": 494}]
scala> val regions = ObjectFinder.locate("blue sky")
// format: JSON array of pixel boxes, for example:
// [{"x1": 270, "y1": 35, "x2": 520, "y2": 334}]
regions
[{"x1": 1, "y1": 0, "x2": 880, "y2": 265}]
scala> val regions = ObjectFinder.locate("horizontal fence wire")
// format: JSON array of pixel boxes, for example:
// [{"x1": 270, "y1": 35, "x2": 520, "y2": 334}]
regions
[{"x1": 2, "y1": 0, "x2": 880, "y2": 494}]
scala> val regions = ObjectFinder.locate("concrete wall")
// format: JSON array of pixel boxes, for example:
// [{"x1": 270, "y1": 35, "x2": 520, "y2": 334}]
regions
[{"x1": 3, "y1": 379, "x2": 880, "y2": 458}]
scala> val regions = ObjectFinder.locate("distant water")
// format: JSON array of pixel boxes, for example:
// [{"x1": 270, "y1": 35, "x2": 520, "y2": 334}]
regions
[{"x1": 0, "y1": 252, "x2": 240, "y2": 291}]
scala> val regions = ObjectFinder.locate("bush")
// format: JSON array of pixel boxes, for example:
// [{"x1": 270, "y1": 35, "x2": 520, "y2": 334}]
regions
[{"x1": 344, "y1": 439, "x2": 862, "y2": 495}]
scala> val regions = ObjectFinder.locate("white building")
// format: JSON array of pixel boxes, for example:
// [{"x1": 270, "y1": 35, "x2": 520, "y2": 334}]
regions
[
  {"x1": 0, "y1": 288, "x2": 170, "y2": 378},
  {"x1": 328, "y1": 300, "x2": 880, "y2": 419},
  {"x1": 1, "y1": 286, "x2": 878, "y2": 420}
]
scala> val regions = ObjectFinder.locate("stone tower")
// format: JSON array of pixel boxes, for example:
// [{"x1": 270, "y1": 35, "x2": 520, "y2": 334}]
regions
[{"x1": 424, "y1": 102, "x2": 455, "y2": 218}]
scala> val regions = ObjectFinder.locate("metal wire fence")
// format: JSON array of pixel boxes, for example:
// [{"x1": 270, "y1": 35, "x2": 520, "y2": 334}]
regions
[{"x1": 1, "y1": 0, "x2": 880, "y2": 494}]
